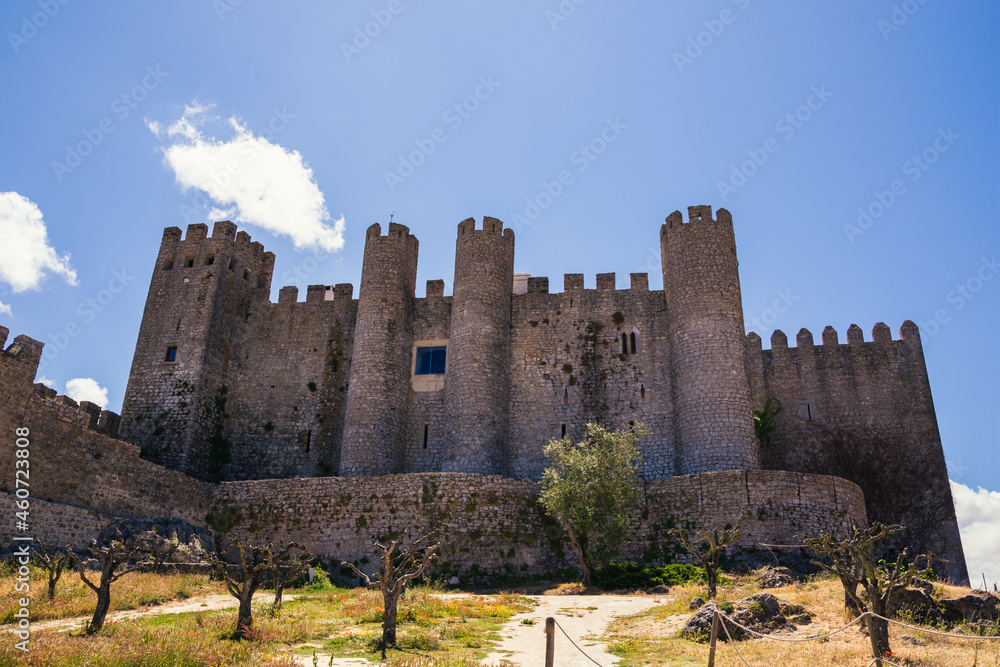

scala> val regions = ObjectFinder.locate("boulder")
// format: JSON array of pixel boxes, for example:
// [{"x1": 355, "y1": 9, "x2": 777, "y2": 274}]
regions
[
  {"x1": 940, "y1": 592, "x2": 1000, "y2": 624},
  {"x1": 756, "y1": 565, "x2": 795, "y2": 589},
  {"x1": 682, "y1": 593, "x2": 796, "y2": 641},
  {"x1": 889, "y1": 586, "x2": 942, "y2": 624},
  {"x1": 689, "y1": 597, "x2": 706, "y2": 610}
]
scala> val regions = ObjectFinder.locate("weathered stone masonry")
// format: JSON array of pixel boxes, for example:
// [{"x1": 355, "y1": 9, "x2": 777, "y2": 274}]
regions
[{"x1": 0, "y1": 204, "x2": 969, "y2": 583}]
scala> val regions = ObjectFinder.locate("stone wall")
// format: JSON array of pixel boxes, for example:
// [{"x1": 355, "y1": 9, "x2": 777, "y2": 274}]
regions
[
  {"x1": 210, "y1": 470, "x2": 867, "y2": 578},
  {"x1": 0, "y1": 494, "x2": 113, "y2": 547},
  {"x1": 0, "y1": 329, "x2": 213, "y2": 532},
  {"x1": 507, "y1": 275, "x2": 675, "y2": 480},
  {"x1": 746, "y1": 322, "x2": 969, "y2": 584}
]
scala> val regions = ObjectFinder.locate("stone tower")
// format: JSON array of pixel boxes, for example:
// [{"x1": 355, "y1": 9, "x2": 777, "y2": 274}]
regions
[
  {"x1": 660, "y1": 205, "x2": 758, "y2": 473},
  {"x1": 442, "y1": 216, "x2": 515, "y2": 474},
  {"x1": 339, "y1": 222, "x2": 419, "y2": 475},
  {"x1": 119, "y1": 221, "x2": 275, "y2": 480}
]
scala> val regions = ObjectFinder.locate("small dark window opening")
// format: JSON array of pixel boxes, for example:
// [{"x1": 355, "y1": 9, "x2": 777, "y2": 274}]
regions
[
  {"x1": 806, "y1": 403, "x2": 813, "y2": 420},
  {"x1": 163, "y1": 259, "x2": 174, "y2": 270},
  {"x1": 415, "y1": 346, "x2": 446, "y2": 375},
  {"x1": 205, "y1": 255, "x2": 215, "y2": 265},
  {"x1": 630, "y1": 332, "x2": 637, "y2": 354},
  {"x1": 176, "y1": 318, "x2": 181, "y2": 331},
  {"x1": 621, "y1": 333, "x2": 628, "y2": 355},
  {"x1": 561, "y1": 424, "x2": 567, "y2": 439},
  {"x1": 563, "y1": 388, "x2": 568, "y2": 404},
  {"x1": 165, "y1": 346, "x2": 177, "y2": 362},
  {"x1": 243, "y1": 269, "x2": 251, "y2": 281},
  {"x1": 640, "y1": 384, "x2": 645, "y2": 401},
  {"x1": 185, "y1": 257, "x2": 195, "y2": 268},
  {"x1": 299, "y1": 430, "x2": 311, "y2": 452},
  {"x1": 423, "y1": 425, "x2": 429, "y2": 449},
  {"x1": 229, "y1": 259, "x2": 237, "y2": 271}
]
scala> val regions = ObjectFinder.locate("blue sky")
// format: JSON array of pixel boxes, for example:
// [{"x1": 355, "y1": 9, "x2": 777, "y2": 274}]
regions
[{"x1": 1, "y1": 2, "x2": 997, "y2": 578}]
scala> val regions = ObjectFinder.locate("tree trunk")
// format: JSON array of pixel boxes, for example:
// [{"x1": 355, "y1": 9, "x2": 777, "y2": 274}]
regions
[
  {"x1": 565, "y1": 524, "x2": 593, "y2": 587},
  {"x1": 47, "y1": 573, "x2": 58, "y2": 600},
  {"x1": 706, "y1": 566, "x2": 718, "y2": 599},
  {"x1": 236, "y1": 590, "x2": 255, "y2": 638},
  {"x1": 273, "y1": 583, "x2": 284, "y2": 611},
  {"x1": 88, "y1": 584, "x2": 112, "y2": 634},
  {"x1": 382, "y1": 587, "x2": 400, "y2": 648},
  {"x1": 866, "y1": 597, "x2": 891, "y2": 665}
]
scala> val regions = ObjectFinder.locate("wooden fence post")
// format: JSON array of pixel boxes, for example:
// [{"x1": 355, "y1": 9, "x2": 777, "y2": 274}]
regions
[
  {"x1": 707, "y1": 610, "x2": 720, "y2": 667},
  {"x1": 545, "y1": 617, "x2": 555, "y2": 667}
]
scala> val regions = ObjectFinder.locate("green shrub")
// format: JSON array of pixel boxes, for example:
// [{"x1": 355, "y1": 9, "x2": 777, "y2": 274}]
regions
[{"x1": 593, "y1": 562, "x2": 719, "y2": 589}]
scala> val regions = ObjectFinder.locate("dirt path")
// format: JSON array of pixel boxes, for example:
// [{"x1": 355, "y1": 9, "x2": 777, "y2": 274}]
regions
[
  {"x1": 31, "y1": 592, "x2": 295, "y2": 633},
  {"x1": 482, "y1": 594, "x2": 658, "y2": 667}
]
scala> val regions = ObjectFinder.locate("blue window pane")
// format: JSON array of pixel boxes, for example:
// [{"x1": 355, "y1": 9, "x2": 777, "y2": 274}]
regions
[{"x1": 415, "y1": 346, "x2": 446, "y2": 375}]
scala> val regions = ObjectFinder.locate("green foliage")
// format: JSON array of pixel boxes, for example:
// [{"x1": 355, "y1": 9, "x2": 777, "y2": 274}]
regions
[
  {"x1": 205, "y1": 505, "x2": 241, "y2": 532},
  {"x1": 753, "y1": 397, "x2": 783, "y2": 448},
  {"x1": 539, "y1": 422, "x2": 646, "y2": 576},
  {"x1": 593, "y1": 562, "x2": 714, "y2": 589}
]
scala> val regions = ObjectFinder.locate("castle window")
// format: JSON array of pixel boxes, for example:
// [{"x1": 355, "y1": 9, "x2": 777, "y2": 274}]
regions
[
  {"x1": 423, "y1": 425, "x2": 429, "y2": 449},
  {"x1": 621, "y1": 333, "x2": 628, "y2": 355},
  {"x1": 298, "y1": 430, "x2": 311, "y2": 452},
  {"x1": 414, "y1": 346, "x2": 446, "y2": 375},
  {"x1": 165, "y1": 346, "x2": 177, "y2": 362},
  {"x1": 229, "y1": 259, "x2": 237, "y2": 271},
  {"x1": 185, "y1": 257, "x2": 195, "y2": 268},
  {"x1": 561, "y1": 424, "x2": 567, "y2": 439},
  {"x1": 205, "y1": 255, "x2": 215, "y2": 265},
  {"x1": 162, "y1": 259, "x2": 174, "y2": 270},
  {"x1": 630, "y1": 332, "x2": 637, "y2": 354}
]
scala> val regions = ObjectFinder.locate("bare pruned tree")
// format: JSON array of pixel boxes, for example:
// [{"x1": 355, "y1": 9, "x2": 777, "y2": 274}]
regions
[
  {"x1": 341, "y1": 532, "x2": 440, "y2": 653},
  {"x1": 269, "y1": 544, "x2": 313, "y2": 612},
  {"x1": 209, "y1": 534, "x2": 304, "y2": 639},
  {"x1": 66, "y1": 532, "x2": 151, "y2": 634},
  {"x1": 669, "y1": 517, "x2": 743, "y2": 599},
  {"x1": 29, "y1": 538, "x2": 71, "y2": 601},
  {"x1": 804, "y1": 522, "x2": 943, "y2": 666}
]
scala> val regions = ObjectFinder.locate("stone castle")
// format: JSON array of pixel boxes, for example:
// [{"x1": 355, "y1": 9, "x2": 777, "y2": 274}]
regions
[{"x1": 0, "y1": 205, "x2": 969, "y2": 583}]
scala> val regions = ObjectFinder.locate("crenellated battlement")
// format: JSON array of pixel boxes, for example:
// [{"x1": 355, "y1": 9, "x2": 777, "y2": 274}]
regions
[
  {"x1": 750, "y1": 321, "x2": 923, "y2": 352},
  {"x1": 660, "y1": 205, "x2": 734, "y2": 240},
  {"x1": 154, "y1": 221, "x2": 276, "y2": 294},
  {"x1": 456, "y1": 216, "x2": 515, "y2": 243},
  {"x1": 0, "y1": 326, "x2": 44, "y2": 383}
]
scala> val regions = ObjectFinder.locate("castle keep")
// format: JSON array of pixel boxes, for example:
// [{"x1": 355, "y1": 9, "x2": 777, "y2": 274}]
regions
[{"x1": 0, "y1": 205, "x2": 968, "y2": 583}]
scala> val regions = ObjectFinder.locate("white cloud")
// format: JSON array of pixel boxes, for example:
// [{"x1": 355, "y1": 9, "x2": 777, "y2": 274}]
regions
[
  {"x1": 0, "y1": 300, "x2": 10, "y2": 316},
  {"x1": 65, "y1": 377, "x2": 109, "y2": 407},
  {"x1": 0, "y1": 192, "x2": 78, "y2": 293},
  {"x1": 37, "y1": 376, "x2": 56, "y2": 388},
  {"x1": 951, "y1": 480, "x2": 1000, "y2": 588},
  {"x1": 149, "y1": 101, "x2": 345, "y2": 252}
]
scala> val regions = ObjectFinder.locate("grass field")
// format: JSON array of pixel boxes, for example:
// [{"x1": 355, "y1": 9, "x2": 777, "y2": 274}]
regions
[
  {"x1": 603, "y1": 573, "x2": 1000, "y2": 667},
  {"x1": 1, "y1": 565, "x2": 997, "y2": 666}
]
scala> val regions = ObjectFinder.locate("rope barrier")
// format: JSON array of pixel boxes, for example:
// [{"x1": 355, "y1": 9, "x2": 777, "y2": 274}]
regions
[
  {"x1": 872, "y1": 612, "x2": 1000, "y2": 640},
  {"x1": 552, "y1": 618, "x2": 607, "y2": 667},
  {"x1": 718, "y1": 610, "x2": 754, "y2": 667}
]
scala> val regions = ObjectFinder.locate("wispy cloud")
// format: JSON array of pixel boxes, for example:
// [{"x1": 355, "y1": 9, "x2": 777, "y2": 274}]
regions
[
  {"x1": 148, "y1": 101, "x2": 345, "y2": 252},
  {"x1": 0, "y1": 192, "x2": 77, "y2": 295}
]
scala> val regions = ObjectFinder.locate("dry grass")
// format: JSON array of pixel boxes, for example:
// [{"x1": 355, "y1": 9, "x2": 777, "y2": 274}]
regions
[
  {"x1": 0, "y1": 581, "x2": 534, "y2": 666},
  {"x1": 0, "y1": 565, "x2": 225, "y2": 623},
  {"x1": 604, "y1": 572, "x2": 1000, "y2": 667}
]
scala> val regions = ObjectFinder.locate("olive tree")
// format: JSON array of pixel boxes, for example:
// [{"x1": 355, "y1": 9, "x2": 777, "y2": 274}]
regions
[
  {"x1": 67, "y1": 533, "x2": 151, "y2": 634},
  {"x1": 209, "y1": 535, "x2": 304, "y2": 639},
  {"x1": 341, "y1": 532, "x2": 440, "y2": 653},
  {"x1": 29, "y1": 539, "x2": 71, "y2": 601},
  {"x1": 804, "y1": 523, "x2": 942, "y2": 666},
  {"x1": 669, "y1": 517, "x2": 743, "y2": 599},
  {"x1": 539, "y1": 422, "x2": 646, "y2": 586}
]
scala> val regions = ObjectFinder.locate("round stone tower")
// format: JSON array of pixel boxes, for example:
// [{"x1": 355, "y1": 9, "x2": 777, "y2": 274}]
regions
[
  {"x1": 340, "y1": 222, "x2": 418, "y2": 476},
  {"x1": 442, "y1": 216, "x2": 515, "y2": 474},
  {"x1": 660, "y1": 205, "x2": 758, "y2": 474}
]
